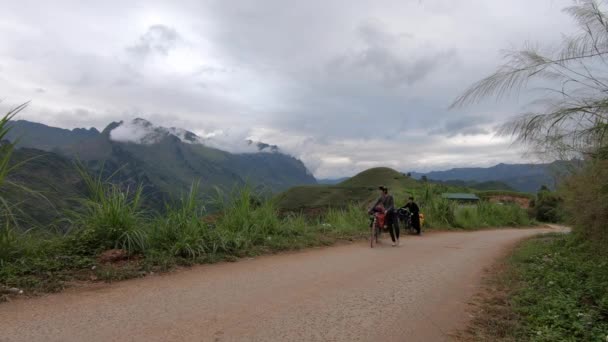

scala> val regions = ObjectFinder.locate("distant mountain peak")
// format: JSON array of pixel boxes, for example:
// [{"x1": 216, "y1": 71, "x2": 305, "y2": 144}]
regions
[
  {"x1": 132, "y1": 118, "x2": 153, "y2": 128},
  {"x1": 102, "y1": 121, "x2": 123, "y2": 135},
  {"x1": 105, "y1": 117, "x2": 284, "y2": 154},
  {"x1": 108, "y1": 118, "x2": 204, "y2": 145},
  {"x1": 247, "y1": 139, "x2": 280, "y2": 153}
]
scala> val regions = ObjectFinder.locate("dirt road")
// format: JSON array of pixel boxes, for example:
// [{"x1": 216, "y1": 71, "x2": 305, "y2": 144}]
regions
[{"x1": 0, "y1": 227, "x2": 563, "y2": 342}]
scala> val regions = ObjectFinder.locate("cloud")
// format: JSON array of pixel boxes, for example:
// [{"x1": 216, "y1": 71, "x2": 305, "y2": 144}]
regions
[
  {"x1": 127, "y1": 25, "x2": 181, "y2": 58},
  {"x1": 328, "y1": 20, "x2": 457, "y2": 88},
  {"x1": 0, "y1": 0, "x2": 578, "y2": 178},
  {"x1": 428, "y1": 116, "x2": 492, "y2": 137}
]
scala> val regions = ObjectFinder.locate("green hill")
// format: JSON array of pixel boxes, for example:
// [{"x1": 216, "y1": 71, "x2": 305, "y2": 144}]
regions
[
  {"x1": 276, "y1": 167, "x2": 423, "y2": 211},
  {"x1": 4, "y1": 148, "x2": 86, "y2": 228}
]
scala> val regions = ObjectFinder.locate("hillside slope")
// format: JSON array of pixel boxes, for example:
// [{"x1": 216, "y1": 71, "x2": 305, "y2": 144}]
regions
[
  {"x1": 4, "y1": 148, "x2": 85, "y2": 227},
  {"x1": 6, "y1": 120, "x2": 99, "y2": 151},
  {"x1": 276, "y1": 167, "x2": 422, "y2": 211}
]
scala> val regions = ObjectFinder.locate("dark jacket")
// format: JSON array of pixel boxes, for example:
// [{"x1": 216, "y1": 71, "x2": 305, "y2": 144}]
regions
[
  {"x1": 403, "y1": 202, "x2": 421, "y2": 229},
  {"x1": 403, "y1": 202, "x2": 419, "y2": 215},
  {"x1": 372, "y1": 194, "x2": 395, "y2": 212}
]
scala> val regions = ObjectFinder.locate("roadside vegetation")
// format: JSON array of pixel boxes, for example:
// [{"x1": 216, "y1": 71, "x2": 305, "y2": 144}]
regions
[
  {"x1": 454, "y1": 1, "x2": 608, "y2": 340},
  {"x1": 462, "y1": 233, "x2": 608, "y2": 342}
]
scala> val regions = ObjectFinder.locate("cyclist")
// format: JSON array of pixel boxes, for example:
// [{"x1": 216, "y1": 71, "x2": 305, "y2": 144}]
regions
[
  {"x1": 370, "y1": 186, "x2": 399, "y2": 246},
  {"x1": 402, "y1": 196, "x2": 421, "y2": 235}
]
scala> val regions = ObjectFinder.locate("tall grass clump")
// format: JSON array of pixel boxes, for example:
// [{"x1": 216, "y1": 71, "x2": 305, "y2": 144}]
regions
[
  {"x1": 323, "y1": 204, "x2": 368, "y2": 238},
  {"x1": 454, "y1": 202, "x2": 530, "y2": 229},
  {"x1": 422, "y1": 195, "x2": 530, "y2": 229},
  {"x1": 423, "y1": 197, "x2": 456, "y2": 228},
  {"x1": 211, "y1": 184, "x2": 281, "y2": 253},
  {"x1": 148, "y1": 182, "x2": 213, "y2": 260},
  {"x1": 69, "y1": 165, "x2": 149, "y2": 255},
  {"x1": 0, "y1": 104, "x2": 32, "y2": 264}
]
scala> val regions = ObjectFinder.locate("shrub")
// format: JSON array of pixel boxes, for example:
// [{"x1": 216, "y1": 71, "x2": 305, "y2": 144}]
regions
[
  {"x1": 562, "y1": 159, "x2": 608, "y2": 246},
  {"x1": 68, "y1": 165, "x2": 149, "y2": 255},
  {"x1": 531, "y1": 187, "x2": 563, "y2": 223}
]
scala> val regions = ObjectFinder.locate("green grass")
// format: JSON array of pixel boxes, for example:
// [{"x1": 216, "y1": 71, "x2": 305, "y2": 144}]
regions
[
  {"x1": 453, "y1": 202, "x2": 531, "y2": 229},
  {"x1": 0, "y1": 179, "x2": 374, "y2": 293},
  {"x1": 465, "y1": 233, "x2": 608, "y2": 341},
  {"x1": 419, "y1": 196, "x2": 531, "y2": 230},
  {"x1": 68, "y1": 164, "x2": 148, "y2": 255},
  {"x1": 511, "y1": 235, "x2": 608, "y2": 341}
]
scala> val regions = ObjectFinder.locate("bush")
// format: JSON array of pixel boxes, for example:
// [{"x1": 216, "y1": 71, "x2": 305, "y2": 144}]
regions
[
  {"x1": 530, "y1": 186, "x2": 563, "y2": 223},
  {"x1": 562, "y1": 159, "x2": 608, "y2": 246}
]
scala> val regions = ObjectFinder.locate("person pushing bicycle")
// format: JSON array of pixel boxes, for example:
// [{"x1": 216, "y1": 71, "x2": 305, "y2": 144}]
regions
[
  {"x1": 369, "y1": 186, "x2": 400, "y2": 246},
  {"x1": 401, "y1": 196, "x2": 421, "y2": 235}
]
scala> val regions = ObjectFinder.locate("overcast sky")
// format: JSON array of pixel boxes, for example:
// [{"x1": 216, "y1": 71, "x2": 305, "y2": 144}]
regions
[{"x1": 0, "y1": 0, "x2": 578, "y2": 178}]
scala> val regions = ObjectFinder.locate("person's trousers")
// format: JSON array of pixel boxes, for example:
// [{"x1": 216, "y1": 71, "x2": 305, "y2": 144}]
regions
[
  {"x1": 411, "y1": 215, "x2": 421, "y2": 235},
  {"x1": 387, "y1": 211, "x2": 400, "y2": 242}
]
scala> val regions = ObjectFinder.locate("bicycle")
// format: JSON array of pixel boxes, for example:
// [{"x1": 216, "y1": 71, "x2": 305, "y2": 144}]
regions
[
  {"x1": 397, "y1": 208, "x2": 416, "y2": 234},
  {"x1": 397, "y1": 207, "x2": 424, "y2": 235},
  {"x1": 369, "y1": 210, "x2": 385, "y2": 248}
]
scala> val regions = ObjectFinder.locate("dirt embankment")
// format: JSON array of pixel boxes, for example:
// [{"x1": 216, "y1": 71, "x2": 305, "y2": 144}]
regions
[{"x1": 486, "y1": 195, "x2": 531, "y2": 209}]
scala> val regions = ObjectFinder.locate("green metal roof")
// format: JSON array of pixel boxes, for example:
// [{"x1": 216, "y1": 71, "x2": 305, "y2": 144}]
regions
[{"x1": 441, "y1": 193, "x2": 480, "y2": 200}]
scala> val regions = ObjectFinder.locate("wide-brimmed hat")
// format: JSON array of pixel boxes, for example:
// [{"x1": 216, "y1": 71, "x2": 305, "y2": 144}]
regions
[{"x1": 379, "y1": 185, "x2": 388, "y2": 191}]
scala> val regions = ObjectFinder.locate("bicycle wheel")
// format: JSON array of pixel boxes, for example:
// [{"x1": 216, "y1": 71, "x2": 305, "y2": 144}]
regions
[
  {"x1": 370, "y1": 217, "x2": 376, "y2": 248},
  {"x1": 375, "y1": 224, "x2": 379, "y2": 243}
]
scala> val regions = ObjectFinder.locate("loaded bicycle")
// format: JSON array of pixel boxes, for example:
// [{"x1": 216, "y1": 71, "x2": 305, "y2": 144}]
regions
[
  {"x1": 397, "y1": 207, "x2": 425, "y2": 235},
  {"x1": 368, "y1": 206, "x2": 386, "y2": 248}
]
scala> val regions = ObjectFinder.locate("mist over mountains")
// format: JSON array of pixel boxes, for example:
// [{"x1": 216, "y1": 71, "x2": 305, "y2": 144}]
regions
[
  {"x1": 6, "y1": 118, "x2": 573, "y2": 201},
  {"x1": 6, "y1": 119, "x2": 317, "y2": 217}
]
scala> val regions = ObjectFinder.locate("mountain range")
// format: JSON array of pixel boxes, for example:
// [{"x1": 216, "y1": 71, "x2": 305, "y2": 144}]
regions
[
  {"x1": 6, "y1": 119, "x2": 317, "y2": 221},
  {"x1": 409, "y1": 161, "x2": 577, "y2": 193}
]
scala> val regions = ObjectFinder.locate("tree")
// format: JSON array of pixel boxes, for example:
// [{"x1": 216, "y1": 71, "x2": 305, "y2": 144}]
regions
[
  {"x1": 452, "y1": 0, "x2": 608, "y2": 160},
  {"x1": 421, "y1": 175, "x2": 428, "y2": 182},
  {"x1": 535, "y1": 186, "x2": 563, "y2": 223},
  {"x1": 452, "y1": 1, "x2": 608, "y2": 241}
]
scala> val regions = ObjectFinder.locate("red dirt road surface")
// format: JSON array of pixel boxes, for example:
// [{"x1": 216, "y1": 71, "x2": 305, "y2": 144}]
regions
[{"x1": 0, "y1": 227, "x2": 564, "y2": 342}]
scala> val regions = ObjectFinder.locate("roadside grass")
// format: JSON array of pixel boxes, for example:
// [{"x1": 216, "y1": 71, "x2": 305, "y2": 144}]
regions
[
  {"x1": 0, "y1": 178, "x2": 534, "y2": 295},
  {"x1": 461, "y1": 233, "x2": 608, "y2": 342},
  {"x1": 0, "y1": 181, "x2": 374, "y2": 294},
  {"x1": 423, "y1": 197, "x2": 532, "y2": 230}
]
